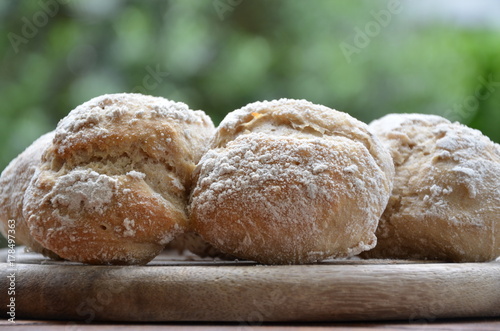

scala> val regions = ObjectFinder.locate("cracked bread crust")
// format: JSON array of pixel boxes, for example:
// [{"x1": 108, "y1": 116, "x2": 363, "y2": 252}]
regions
[
  {"x1": 189, "y1": 99, "x2": 394, "y2": 264},
  {"x1": 364, "y1": 113, "x2": 500, "y2": 262},
  {"x1": 0, "y1": 132, "x2": 60, "y2": 259},
  {"x1": 23, "y1": 93, "x2": 214, "y2": 265}
]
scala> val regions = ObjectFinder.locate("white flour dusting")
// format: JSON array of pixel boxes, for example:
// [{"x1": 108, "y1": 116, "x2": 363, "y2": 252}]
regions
[
  {"x1": 367, "y1": 113, "x2": 500, "y2": 261},
  {"x1": 191, "y1": 100, "x2": 393, "y2": 263},
  {"x1": 123, "y1": 218, "x2": 136, "y2": 237},
  {"x1": 50, "y1": 169, "x2": 117, "y2": 216},
  {"x1": 53, "y1": 93, "x2": 212, "y2": 155},
  {"x1": 126, "y1": 170, "x2": 146, "y2": 180}
]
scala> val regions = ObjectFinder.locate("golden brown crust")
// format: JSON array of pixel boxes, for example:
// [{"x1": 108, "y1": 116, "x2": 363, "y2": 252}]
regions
[
  {"x1": 0, "y1": 132, "x2": 60, "y2": 259},
  {"x1": 23, "y1": 93, "x2": 215, "y2": 265},
  {"x1": 189, "y1": 99, "x2": 394, "y2": 264},
  {"x1": 213, "y1": 99, "x2": 393, "y2": 184},
  {"x1": 364, "y1": 113, "x2": 500, "y2": 262}
]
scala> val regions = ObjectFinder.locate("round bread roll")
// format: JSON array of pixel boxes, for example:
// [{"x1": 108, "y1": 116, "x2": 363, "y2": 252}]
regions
[
  {"x1": 364, "y1": 113, "x2": 500, "y2": 262},
  {"x1": 0, "y1": 132, "x2": 60, "y2": 259},
  {"x1": 189, "y1": 99, "x2": 394, "y2": 264},
  {"x1": 23, "y1": 93, "x2": 215, "y2": 265}
]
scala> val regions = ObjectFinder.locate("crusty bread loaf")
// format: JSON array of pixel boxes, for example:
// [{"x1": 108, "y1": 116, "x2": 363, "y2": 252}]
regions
[
  {"x1": 189, "y1": 99, "x2": 394, "y2": 264},
  {"x1": 364, "y1": 113, "x2": 500, "y2": 262},
  {"x1": 23, "y1": 93, "x2": 214, "y2": 264},
  {"x1": 0, "y1": 132, "x2": 60, "y2": 259}
]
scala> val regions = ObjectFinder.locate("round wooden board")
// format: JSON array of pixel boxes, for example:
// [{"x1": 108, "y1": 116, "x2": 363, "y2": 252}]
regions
[{"x1": 1, "y1": 248, "x2": 499, "y2": 323}]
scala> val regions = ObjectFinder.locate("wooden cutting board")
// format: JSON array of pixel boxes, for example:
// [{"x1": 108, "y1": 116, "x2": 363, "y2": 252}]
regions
[{"x1": 1, "y1": 248, "x2": 499, "y2": 323}]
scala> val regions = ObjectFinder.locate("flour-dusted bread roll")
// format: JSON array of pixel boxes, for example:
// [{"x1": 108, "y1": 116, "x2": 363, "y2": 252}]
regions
[
  {"x1": 364, "y1": 113, "x2": 500, "y2": 262},
  {"x1": 0, "y1": 132, "x2": 60, "y2": 259},
  {"x1": 189, "y1": 99, "x2": 394, "y2": 264},
  {"x1": 23, "y1": 93, "x2": 215, "y2": 265}
]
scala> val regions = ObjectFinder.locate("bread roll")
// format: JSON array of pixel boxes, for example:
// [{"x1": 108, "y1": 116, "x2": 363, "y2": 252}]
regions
[
  {"x1": 364, "y1": 113, "x2": 500, "y2": 262},
  {"x1": 23, "y1": 93, "x2": 214, "y2": 265},
  {"x1": 189, "y1": 99, "x2": 394, "y2": 264},
  {"x1": 0, "y1": 132, "x2": 60, "y2": 259}
]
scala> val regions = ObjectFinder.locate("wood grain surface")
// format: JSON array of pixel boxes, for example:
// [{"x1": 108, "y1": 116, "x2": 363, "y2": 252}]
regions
[
  {"x1": 1, "y1": 249, "x2": 499, "y2": 323},
  {"x1": 2, "y1": 318, "x2": 500, "y2": 330}
]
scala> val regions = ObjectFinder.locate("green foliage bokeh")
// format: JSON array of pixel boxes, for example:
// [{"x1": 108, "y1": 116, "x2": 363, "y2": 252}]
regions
[{"x1": 1, "y1": 0, "x2": 500, "y2": 173}]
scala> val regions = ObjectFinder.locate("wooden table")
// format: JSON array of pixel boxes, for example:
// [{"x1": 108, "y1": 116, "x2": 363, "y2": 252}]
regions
[
  {"x1": 2, "y1": 318, "x2": 500, "y2": 330},
  {"x1": 2, "y1": 248, "x2": 499, "y2": 329}
]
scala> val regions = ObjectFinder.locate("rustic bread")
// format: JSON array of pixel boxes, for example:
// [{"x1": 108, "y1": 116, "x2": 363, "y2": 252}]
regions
[
  {"x1": 23, "y1": 93, "x2": 214, "y2": 264},
  {"x1": 0, "y1": 132, "x2": 60, "y2": 259},
  {"x1": 364, "y1": 113, "x2": 500, "y2": 262},
  {"x1": 189, "y1": 99, "x2": 394, "y2": 264}
]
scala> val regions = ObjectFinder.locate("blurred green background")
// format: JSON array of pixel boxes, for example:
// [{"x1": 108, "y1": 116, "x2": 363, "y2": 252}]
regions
[{"x1": 0, "y1": 0, "x2": 499, "y2": 247}]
